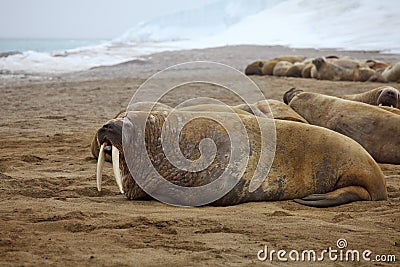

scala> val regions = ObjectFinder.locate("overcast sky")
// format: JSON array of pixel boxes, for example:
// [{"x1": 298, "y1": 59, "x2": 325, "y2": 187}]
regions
[{"x1": 0, "y1": 0, "x2": 217, "y2": 39}]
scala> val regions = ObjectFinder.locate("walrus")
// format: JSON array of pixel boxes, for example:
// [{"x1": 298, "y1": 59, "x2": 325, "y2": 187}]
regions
[
  {"x1": 312, "y1": 57, "x2": 355, "y2": 81},
  {"x1": 273, "y1": 61, "x2": 293, "y2": 76},
  {"x1": 284, "y1": 88, "x2": 400, "y2": 164},
  {"x1": 96, "y1": 110, "x2": 387, "y2": 207},
  {"x1": 340, "y1": 86, "x2": 400, "y2": 108},
  {"x1": 235, "y1": 100, "x2": 308, "y2": 123},
  {"x1": 285, "y1": 62, "x2": 305, "y2": 78},
  {"x1": 245, "y1": 60, "x2": 268, "y2": 75},
  {"x1": 382, "y1": 62, "x2": 400, "y2": 82}
]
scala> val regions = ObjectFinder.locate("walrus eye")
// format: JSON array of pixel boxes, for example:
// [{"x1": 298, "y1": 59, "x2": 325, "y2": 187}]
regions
[{"x1": 258, "y1": 62, "x2": 264, "y2": 68}]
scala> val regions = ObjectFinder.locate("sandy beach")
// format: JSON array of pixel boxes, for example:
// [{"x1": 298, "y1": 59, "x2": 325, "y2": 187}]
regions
[{"x1": 1, "y1": 45, "x2": 399, "y2": 266}]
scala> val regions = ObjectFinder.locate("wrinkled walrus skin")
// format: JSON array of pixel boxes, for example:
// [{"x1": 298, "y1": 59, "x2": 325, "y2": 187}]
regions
[
  {"x1": 284, "y1": 88, "x2": 400, "y2": 164},
  {"x1": 96, "y1": 110, "x2": 387, "y2": 207},
  {"x1": 340, "y1": 86, "x2": 400, "y2": 108}
]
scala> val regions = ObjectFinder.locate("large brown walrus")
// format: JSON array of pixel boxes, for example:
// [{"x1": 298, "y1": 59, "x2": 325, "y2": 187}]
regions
[
  {"x1": 95, "y1": 110, "x2": 387, "y2": 207},
  {"x1": 284, "y1": 88, "x2": 400, "y2": 164},
  {"x1": 340, "y1": 86, "x2": 400, "y2": 108}
]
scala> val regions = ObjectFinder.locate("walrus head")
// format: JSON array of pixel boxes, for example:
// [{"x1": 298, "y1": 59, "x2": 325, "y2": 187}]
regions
[
  {"x1": 283, "y1": 87, "x2": 304, "y2": 104},
  {"x1": 245, "y1": 60, "x2": 265, "y2": 75},
  {"x1": 378, "y1": 87, "x2": 399, "y2": 108},
  {"x1": 312, "y1": 57, "x2": 326, "y2": 70}
]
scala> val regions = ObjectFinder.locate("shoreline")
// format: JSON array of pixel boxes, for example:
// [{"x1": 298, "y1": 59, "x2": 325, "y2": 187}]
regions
[{"x1": 1, "y1": 44, "x2": 400, "y2": 82}]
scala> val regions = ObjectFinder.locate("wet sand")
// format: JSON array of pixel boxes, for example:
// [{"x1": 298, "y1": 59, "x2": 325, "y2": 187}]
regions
[{"x1": 0, "y1": 45, "x2": 399, "y2": 266}]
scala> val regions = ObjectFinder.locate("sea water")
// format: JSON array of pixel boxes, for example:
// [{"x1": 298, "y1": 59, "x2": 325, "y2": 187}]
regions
[{"x1": 0, "y1": 39, "x2": 105, "y2": 53}]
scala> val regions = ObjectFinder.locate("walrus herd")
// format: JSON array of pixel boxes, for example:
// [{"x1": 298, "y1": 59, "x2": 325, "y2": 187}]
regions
[
  {"x1": 284, "y1": 88, "x2": 400, "y2": 164},
  {"x1": 246, "y1": 56, "x2": 400, "y2": 83},
  {"x1": 91, "y1": 61, "x2": 399, "y2": 207}
]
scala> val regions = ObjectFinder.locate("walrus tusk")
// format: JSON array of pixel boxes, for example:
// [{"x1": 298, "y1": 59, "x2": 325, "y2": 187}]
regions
[
  {"x1": 96, "y1": 143, "x2": 106, "y2": 192},
  {"x1": 112, "y1": 146, "x2": 124, "y2": 194}
]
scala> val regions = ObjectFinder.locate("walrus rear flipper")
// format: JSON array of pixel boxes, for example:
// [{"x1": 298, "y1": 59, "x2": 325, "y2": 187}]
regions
[{"x1": 294, "y1": 186, "x2": 371, "y2": 207}]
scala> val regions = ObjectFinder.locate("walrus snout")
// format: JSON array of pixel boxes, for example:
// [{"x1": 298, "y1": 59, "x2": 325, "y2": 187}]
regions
[
  {"x1": 378, "y1": 87, "x2": 399, "y2": 108},
  {"x1": 283, "y1": 87, "x2": 304, "y2": 104},
  {"x1": 97, "y1": 119, "x2": 123, "y2": 150}
]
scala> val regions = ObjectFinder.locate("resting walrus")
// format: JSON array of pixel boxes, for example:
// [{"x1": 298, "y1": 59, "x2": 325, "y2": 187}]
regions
[
  {"x1": 284, "y1": 88, "x2": 400, "y2": 164},
  {"x1": 340, "y1": 86, "x2": 400, "y2": 108},
  {"x1": 96, "y1": 110, "x2": 387, "y2": 207}
]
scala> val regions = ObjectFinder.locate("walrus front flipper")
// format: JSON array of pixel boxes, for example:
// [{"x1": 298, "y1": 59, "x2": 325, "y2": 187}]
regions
[{"x1": 294, "y1": 186, "x2": 371, "y2": 207}]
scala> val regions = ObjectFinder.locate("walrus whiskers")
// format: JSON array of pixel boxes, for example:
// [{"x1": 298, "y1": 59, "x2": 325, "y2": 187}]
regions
[
  {"x1": 96, "y1": 143, "x2": 106, "y2": 191},
  {"x1": 112, "y1": 145, "x2": 124, "y2": 194}
]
